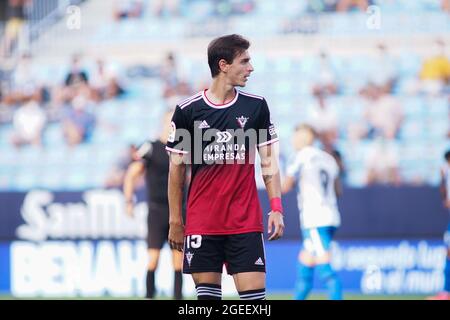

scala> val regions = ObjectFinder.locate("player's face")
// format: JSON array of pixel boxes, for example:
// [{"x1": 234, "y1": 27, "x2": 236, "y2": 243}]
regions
[
  {"x1": 292, "y1": 129, "x2": 314, "y2": 151},
  {"x1": 227, "y1": 50, "x2": 254, "y2": 87}
]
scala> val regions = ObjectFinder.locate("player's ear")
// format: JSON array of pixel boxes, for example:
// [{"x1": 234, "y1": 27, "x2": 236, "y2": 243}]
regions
[{"x1": 218, "y1": 59, "x2": 229, "y2": 73}]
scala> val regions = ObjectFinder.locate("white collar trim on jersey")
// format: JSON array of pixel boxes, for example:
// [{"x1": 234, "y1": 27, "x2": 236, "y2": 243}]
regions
[{"x1": 202, "y1": 89, "x2": 239, "y2": 109}]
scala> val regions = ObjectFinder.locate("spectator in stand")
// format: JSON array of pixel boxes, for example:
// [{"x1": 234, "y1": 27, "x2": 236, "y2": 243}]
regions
[
  {"x1": 336, "y1": 0, "x2": 369, "y2": 12},
  {"x1": 1, "y1": 0, "x2": 32, "y2": 58},
  {"x1": 442, "y1": 0, "x2": 450, "y2": 13},
  {"x1": 53, "y1": 54, "x2": 91, "y2": 109},
  {"x1": 113, "y1": 0, "x2": 144, "y2": 20},
  {"x1": 90, "y1": 59, "x2": 126, "y2": 101},
  {"x1": 306, "y1": 90, "x2": 339, "y2": 150},
  {"x1": 151, "y1": 0, "x2": 180, "y2": 18},
  {"x1": 419, "y1": 39, "x2": 450, "y2": 95},
  {"x1": 105, "y1": 144, "x2": 141, "y2": 188},
  {"x1": 65, "y1": 54, "x2": 89, "y2": 87},
  {"x1": 365, "y1": 137, "x2": 401, "y2": 186},
  {"x1": 311, "y1": 51, "x2": 339, "y2": 96},
  {"x1": 10, "y1": 96, "x2": 46, "y2": 148},
  {"x1": 364, "y1": 86, "x2": 403, "y2": 140},
  {"x1": 368, "y1": 42, "x2": 397, "y2": 94},
  {"x1": 62, "y1": 94, "x2": 96, "y2": 147},
  {"x1": 160, "y1": 52, "x2": 192, "y2": 99}
]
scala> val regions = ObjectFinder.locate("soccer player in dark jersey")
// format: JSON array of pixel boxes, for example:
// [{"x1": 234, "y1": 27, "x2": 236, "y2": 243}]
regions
[
  {"x1": 166, "y1": 34, "x2": 284, "y2": 300},
  {"x1": 123, "y1": 110, "x2": 184, "y2": 300}
]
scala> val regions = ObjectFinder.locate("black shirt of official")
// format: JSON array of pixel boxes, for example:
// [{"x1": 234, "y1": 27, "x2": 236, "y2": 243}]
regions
[{"x1": 139, "y1": 140, "x2": 169, "y2": 204}]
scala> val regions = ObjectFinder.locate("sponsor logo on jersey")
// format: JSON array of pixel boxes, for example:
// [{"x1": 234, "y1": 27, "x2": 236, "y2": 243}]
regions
[
  {"x1": 236, "y1": 116, "x2": 249, "y2": 128},
  {"x1": 216, "y1": 131, "x2": 233, "y2": 143},
  {"x1": 198, "y1": 120, "x2": 210, "y2": 129},
  {"x1": 254, "y1": 257, "x2": 264, "y2": 266}
]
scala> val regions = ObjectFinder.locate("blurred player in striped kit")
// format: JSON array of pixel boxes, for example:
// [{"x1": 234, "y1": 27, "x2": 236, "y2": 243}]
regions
[
  {"x1": 282, "y1": 124, "x2": 343, "y2": 300},
  {"x1": 428, "y1": 150, "x2": 450, "y2": 300}
]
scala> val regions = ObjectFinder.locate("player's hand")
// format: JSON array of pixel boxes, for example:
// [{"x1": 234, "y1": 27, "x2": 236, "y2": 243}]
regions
[
  {"x1": 444, "y1": 200, "x2": 450, "y2": 209},
  {"x1": 169, "y1": 223, "x2": 185, "y2": 252},
  {"x1": 268, "y1": 211, "x2": 284, "y2": 241},
  {"x1": 125, "y1": 201, "x2": 134, "y2": 217}
]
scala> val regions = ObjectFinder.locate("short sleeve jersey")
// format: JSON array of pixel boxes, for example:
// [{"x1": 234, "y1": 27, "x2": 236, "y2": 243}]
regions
[
  {"x1": 287, "y1": 146, "x2": 341, "y2": 229},
  {"x1": 166, "y1": 89, "x2": 278, "y2": 235}
]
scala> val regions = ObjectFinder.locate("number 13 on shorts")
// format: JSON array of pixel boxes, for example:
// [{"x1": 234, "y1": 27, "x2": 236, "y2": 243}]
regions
[{"x1": 186, "y1": 235, "x2": 202, "y2": 249}]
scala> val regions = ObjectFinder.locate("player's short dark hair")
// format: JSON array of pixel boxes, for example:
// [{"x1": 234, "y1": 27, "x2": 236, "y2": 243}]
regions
[
  {"x1": 445, "y1": 150, "x2": 450, "y2": 161},
  {"x1": 207, "y1": 34, "x2": 250, "y2": 78},
  {"x1": 294, "y1": 123, "x2": 317, "y2": 138}
]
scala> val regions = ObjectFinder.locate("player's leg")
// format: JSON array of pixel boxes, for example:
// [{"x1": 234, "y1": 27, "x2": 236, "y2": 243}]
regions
[
  {"x1": 225, "y1": 232, "x2": 266, "y2": 300},
  {"x1": 427, "y1": 225, "x2": 450, "y2": 300},
  {"x1": 146, "y1": 249, "x2": 161, "y2": 299},
  {"x1": 232, "y1": 272, "x2": 266, "y2": 299},
  {"x1": 444, "y1": 247, "x2": 450, "y2": 295},
  {"x1": 191, "y1": 272, "x2": 223, "y2": 300},
  {"x1": 146, "y1": 202, "x2": 167, "y2": 299},
  {"x1": 184, "y1": 235, "x2": 225, "y2": 300},
  {"x1": 160, "y1": 202, "x2": 184, "y2": 300},
  {"x1": 171, "y1": 249, "x2": 184, "y2": 299},
  {"x1": 444, "y1": 227, "x2": 450, "y2": 295},
  {"x1": 313, "y1": 227, "x2": 342, "y2": 300},
  {"x1": 295, "y1": 229, "x2": 315, "y2": 300}
]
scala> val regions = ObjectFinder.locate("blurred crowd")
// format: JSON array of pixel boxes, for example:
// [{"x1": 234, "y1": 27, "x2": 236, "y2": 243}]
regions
[
  {"x1": 1, "y1": 53, "x2": 126, "y2": 148},
  {"x1": 110, "y1": 0, "x2": 450, "y2": 21},
  {"x1": 0, "y1": 0, "x2": 449, "y2": 190},
  {"x1": 112, "y1": 0, "x2": 256, "y2": 20}
]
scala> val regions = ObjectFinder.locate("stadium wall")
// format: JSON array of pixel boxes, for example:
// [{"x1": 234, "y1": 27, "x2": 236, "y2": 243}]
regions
[{"x1": 0, "y1": 187, "x2": 447, "y2": 297}]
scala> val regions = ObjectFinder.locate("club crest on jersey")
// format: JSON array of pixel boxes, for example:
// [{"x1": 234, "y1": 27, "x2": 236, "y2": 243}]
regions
[
  {"x1": 186, "y1": 251, "x2": 194, "y2": 266},
  {"x1": 236, "y1": 116, "x2": 249, "y2": 128}
]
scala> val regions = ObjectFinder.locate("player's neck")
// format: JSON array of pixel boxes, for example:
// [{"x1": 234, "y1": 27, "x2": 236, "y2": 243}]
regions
[
  {"x1": 159, "y1": 135, "x2": 167, "y2": 144},
  {"x1": 206, "y1": 78, "x2": 236, "y2": 105}
]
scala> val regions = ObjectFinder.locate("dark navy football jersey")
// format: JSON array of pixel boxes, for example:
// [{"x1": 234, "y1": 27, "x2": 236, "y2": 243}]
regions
[{"x1": 166, "y1": 89, "x2": 279, "y2": 235}]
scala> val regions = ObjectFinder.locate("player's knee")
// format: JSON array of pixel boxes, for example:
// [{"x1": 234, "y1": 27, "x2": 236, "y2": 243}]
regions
[
  {"x1": 315, "y1": 251, "x2": 331, "y2": 265},
  {"x1": 299, "y1": 250, "x2": 315, "y2": 266},
  {"x1": 192, "y1": 272, "x2": 221, "y2": 285},
  {"x1": 195, "y1": 283, "x2": 222, "y2": 300}
]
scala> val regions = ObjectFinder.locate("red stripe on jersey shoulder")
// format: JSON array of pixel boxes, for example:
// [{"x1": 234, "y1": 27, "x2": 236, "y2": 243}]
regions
[
  {"x1": 238, "y1": 90, "x2": 264, "y2": 100},
  {"x1": 179, "y1": 92, "x2": 202, "y2": 109}
]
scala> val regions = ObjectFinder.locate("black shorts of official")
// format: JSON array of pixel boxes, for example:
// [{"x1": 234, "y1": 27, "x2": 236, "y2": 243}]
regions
[
  {"x1": 147, "y1": 202, "x2": 169, "y2": 249},
  {"x1": 182, "y1": 232, "x2": 266, "y2": 275}
]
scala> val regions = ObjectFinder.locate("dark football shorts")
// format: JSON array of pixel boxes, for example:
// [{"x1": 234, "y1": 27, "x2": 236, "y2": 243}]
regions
[
  {"x1": 147, "y1": 202, "x2": 169, "y2": 249},
  {"x1": 182, "y1": 232, "x2": 266, "y2": 275}
]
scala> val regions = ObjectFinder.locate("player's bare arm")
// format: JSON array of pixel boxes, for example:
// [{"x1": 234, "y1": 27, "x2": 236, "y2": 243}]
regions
[
  {"x1": 441, "y1": 169, "x2": 450, "y2": 208},
  {"x1": 123, "y1": 161, "x2": 145, "y2": 217},
  {"x1": 334, "y1": 177, "x2": 343, "y2": 198},
  {"x1": 259, "y1": 143, "x2": 284, "y2": 241},
  {"x1": 168, "y1": 153, "x2": 186, "y2": 251},
  {"x1": 281, "y1": 176, "x2": 296, "y2": 194}
]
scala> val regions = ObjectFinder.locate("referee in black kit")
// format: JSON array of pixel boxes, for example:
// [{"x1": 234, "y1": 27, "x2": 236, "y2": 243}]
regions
[{"x1": 123, "y1": 110, "x2": 184, "y2": 300}]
